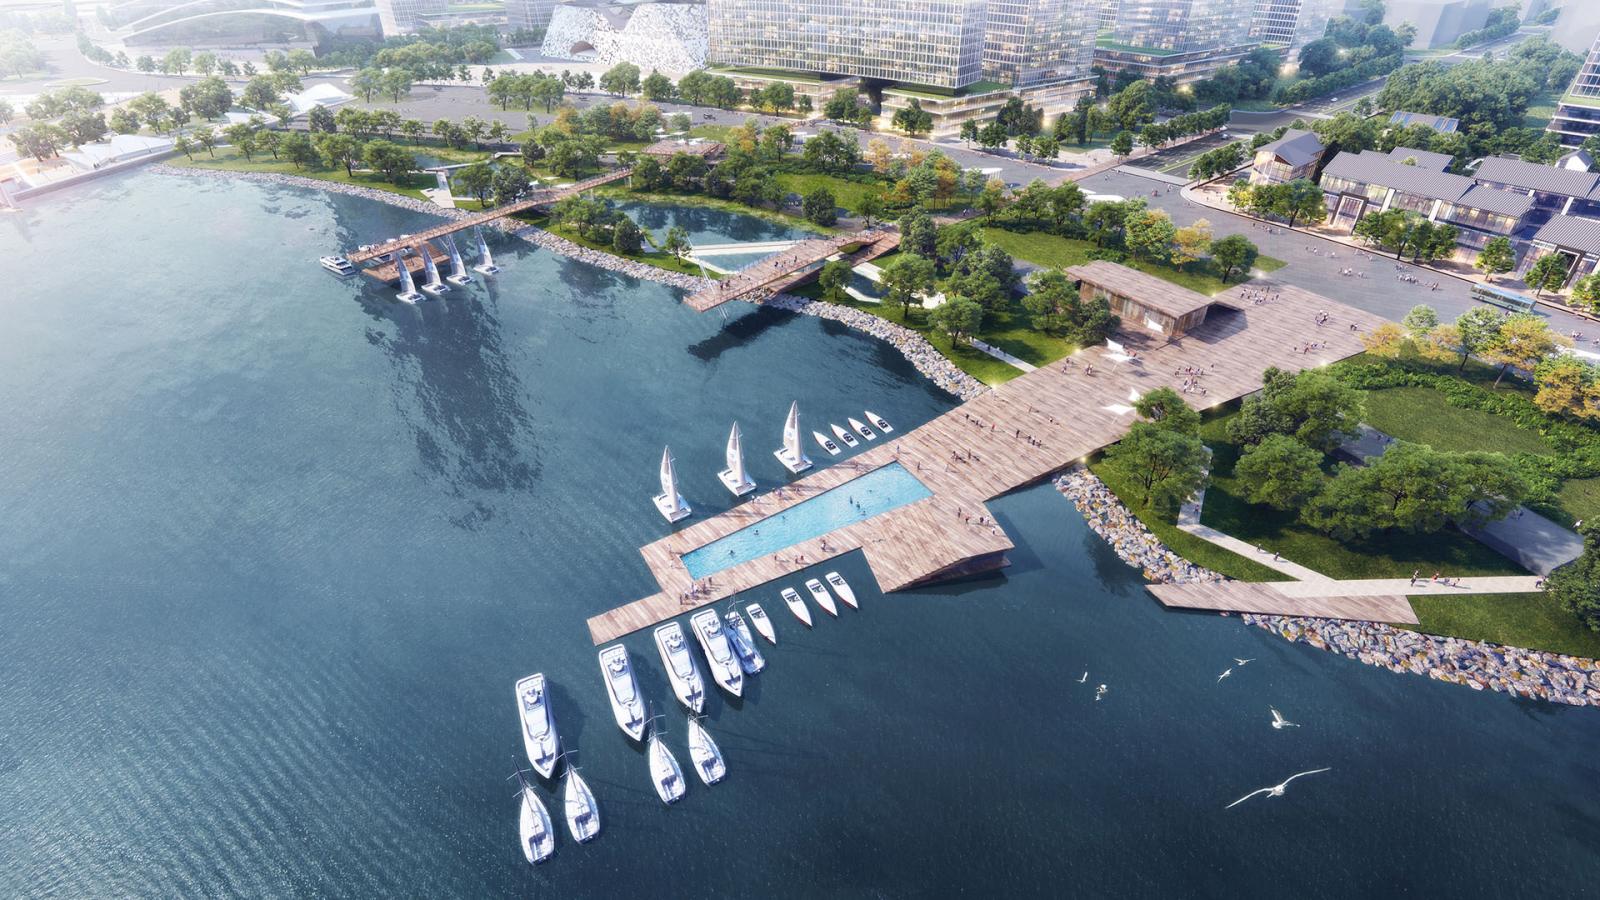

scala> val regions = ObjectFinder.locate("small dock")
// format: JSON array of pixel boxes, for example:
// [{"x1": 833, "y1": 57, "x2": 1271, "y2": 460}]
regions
[
  {"x1": 360, "y1": 245, "x2": 452, "y2": 283},
  {"x1": 1145, "y1": 582, "x2": 1420, "y2": 624}
]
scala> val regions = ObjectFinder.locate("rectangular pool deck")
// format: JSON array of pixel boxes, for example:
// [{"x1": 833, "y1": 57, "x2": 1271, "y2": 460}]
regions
[{"x1": 586, "y1": 282, "x2": 1389, "y2": 644}]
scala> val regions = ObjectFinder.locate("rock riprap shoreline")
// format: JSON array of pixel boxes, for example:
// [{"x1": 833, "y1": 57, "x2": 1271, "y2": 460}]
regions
[
  {"x1": 153, "y1": 166, "x2": 984, "y2": 401},
  {"x1": 1054, "y1": 466, "x2": 1600, "y2": 708}
]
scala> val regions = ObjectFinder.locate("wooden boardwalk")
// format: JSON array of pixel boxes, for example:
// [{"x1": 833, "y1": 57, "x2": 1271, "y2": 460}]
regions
[
  {"x1": 681, "y1": 231, "x2": 898, "y2": 312},
  {"x1": 588, "y1": 281, "x2": 1390, "y2": 644},
  {"x1": 1145, "y1": 581, "x2": 1419, "y2": 624}
]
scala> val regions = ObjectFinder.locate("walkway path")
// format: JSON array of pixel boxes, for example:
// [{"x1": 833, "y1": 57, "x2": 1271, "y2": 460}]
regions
[{"x1": 969, "y1": 339, "x2": 1035, "y2": 372}]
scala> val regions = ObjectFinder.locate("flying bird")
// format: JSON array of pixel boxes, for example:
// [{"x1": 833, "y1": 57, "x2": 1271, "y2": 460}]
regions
[
  {"x1": 1217, "y1": 668, "x2": 1233, "y2": 683},
  {"x1": 1079, "y1": 671, "x2": 1089, "y2": 684},
  {"x1": 1270, "y1": 708, "x2": 1299, "y2": 730},
  {"x1": 1226, "y1": 768, "x2": 1331, "y2": 809},
  {"x1": 1234, "y1": 658, "x2": 1255, "y2": 666}
]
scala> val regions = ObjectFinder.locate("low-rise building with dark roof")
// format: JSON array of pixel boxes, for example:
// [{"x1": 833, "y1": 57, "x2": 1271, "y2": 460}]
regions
[
  {"x1": 1249, "y1": 129, "x2": 1325, "y2": 186},
  {"x1": 1387, "y1": 111, "x2": 1460, "y2": 133},
  {"x1": 1063, "y1": 261, "x2": 1213, "y2": 338},
  {"x1": 1318, "y1": 149, "x2": 1533, "y2": 255},
  {"x1": 1529, "y1": 214, "x2": 1600, "y2": 286},
  {"x1": 1472, "y1": 156, "x2": 1600, "y2": 223},
  {"x1": 1384, "y1": 146, "x2": 1452, "y2": 171}
]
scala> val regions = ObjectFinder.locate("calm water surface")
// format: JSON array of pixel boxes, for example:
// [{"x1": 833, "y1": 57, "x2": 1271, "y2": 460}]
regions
[{"x1": 2, "y1": 174, "x2": 1598, "y2": 898}]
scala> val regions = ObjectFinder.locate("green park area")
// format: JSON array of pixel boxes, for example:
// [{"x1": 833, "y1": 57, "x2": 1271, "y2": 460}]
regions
[
  {"x1": 978, "y1": 227, "x2": 1285, "y2": 297},
  {"x1": 166, "y1": 143, "x2": 457, "y2": 203}
]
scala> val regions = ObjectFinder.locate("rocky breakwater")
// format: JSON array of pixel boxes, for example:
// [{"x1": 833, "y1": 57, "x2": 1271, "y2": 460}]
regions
[{"x1": 1054, "y1": 465, "x2": 1600, "y2": 708}]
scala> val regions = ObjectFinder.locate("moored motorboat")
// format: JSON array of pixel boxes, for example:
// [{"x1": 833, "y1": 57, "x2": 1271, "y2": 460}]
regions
[
  {"x1": 319, "y1": 255, "x2": 355, "y2": 277},
  {"x1": 515, "y1": 771, "x2": 555, "y2": 864},
  {"x1": 724, "y1": 609, "x2": 766, "y2": 674},
  {"x1": 746, "y1": 603, "x2": 777, "y2": 644},
  {"x1": 686, "y1": 715, "x2": 726, "y2": 785},
  {"x1": 804, "y1": 578, "x2": 839, "y2": 617},
  {"x1": 780, "y1": 587, "x2": 812, "y2": 627},
  {"x1": 689, "y1": 609, "x2": 744, "y2": 697},
  {"x1": 563, "y1": 765, "x2": 600, "y2": 842},
  {"x1": 647, "y1": 717, "x2": 686, "y2": 805},
  {"x1": 831, "y1": 423, "x2": 860, "y2": 448},
  {"x1": 514, "y1": 674, "x2": 560, "y2": 778},
  {"x1": 849, "y1": 417, "x2": 877, "y2": 441},
  {"x1": 865, "y1": 410, "x2": 893, "y2": 433},
  {"x1": 598, "y1": 644, "x2": 646, "y2": 741},
  {"x1": 654, "y1": 622, "x2": 706, "y2": 713},
  {"x1": 813, "y1": 430, "x2": 842, "y2": 456},
  {"x1": 825, "y1": 571, "x2": 858, "y2": 609}
]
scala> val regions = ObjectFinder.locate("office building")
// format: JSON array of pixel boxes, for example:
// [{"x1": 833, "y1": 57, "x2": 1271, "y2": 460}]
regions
[
  {"x1": 1382, "y1": 0, "x2": 1491, "y2": 50},
  {"x1": 505, "y1": 0, "x2": 556, "y2": 34},
  {"x1": 1095, "y1": 0, "x2": 1259, "y2": 83},
  {"x1": 984, "y1": 0, "x2": 1097, "y2": 90},
  {"x1": 1548, "y1": 32, "x2": 1600, "y2": 149},
  {"x1": 1253, "y1": 0, "x2": 1336, "y2": 52},
  {"x1": 374, "y1": 0, "x2": 447, "y2": 36}
]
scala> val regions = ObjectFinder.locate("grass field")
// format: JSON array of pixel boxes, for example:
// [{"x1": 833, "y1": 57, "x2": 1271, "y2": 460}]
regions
[
  {"x1": 689, "y1": 124, "x2": 739, "y2": 142},
  {"x1": 977, "y1": 227, "x2": 1286, "y2": 296},
  {"x1": 1520, "y1": 87, "x2": 1564, "y2": 129},
  {"x1": 1406, "y1": 592, "x2": 1600, "y2": 659},
  {"x1": 1360, "y1": 386, "x2": 1555, "y2": 456},
  {"x1": 166, "y1": 146, "x2": 438, "y2": 202},
  {"x1": 772, "y1": 171, "x2": 886, "y2": 213}
]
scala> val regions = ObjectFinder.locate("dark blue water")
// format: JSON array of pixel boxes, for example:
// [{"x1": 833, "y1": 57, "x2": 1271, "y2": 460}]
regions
[
  {"x1": 3, "y1": 174, "x2": 1598, "y2": 898},
  {"x1": 614, "y1": 199, "x2": 813, "y2": 247}
]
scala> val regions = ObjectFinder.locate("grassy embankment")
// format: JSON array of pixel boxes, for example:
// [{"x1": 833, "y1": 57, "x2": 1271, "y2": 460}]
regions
[{"x1": 166, "y1": 140, "x2": 496, "y2": 203}]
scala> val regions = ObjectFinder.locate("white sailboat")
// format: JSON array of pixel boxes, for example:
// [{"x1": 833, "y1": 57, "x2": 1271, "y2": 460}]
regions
[
  {"x1": 395, "y1": 250, "x2": 424, "y2": 303},
  {"x1": 513, "y1": 770, "x2": 555, "y2": 864},
  {"x1": 514, "y1": 674, "x2": 560, "y2": 778},
  {"x1": 849, "y1": 417, "x2": 877, "y2": 441},
  {"x1": 773, "y1": 401, "x2": 813, "y2": 473},
  {"x1": 805, "y1": 578, "x2": 839, "y2": 617},
  {"x1": 472, "y1": 225, "x2": 500, "y2": 275},
  {"x1": 813, "y1": 431, "x2": 842, "y2": 456},
  {"x1": 865, "y1": 410, "x2": 893, "y2": 433},
  {"x1": 689, "y1": 608, "x2": 744, "y2": 697},
  {"x1": 419, "y1": 242, "x2": 450, "y2": 295},
  {"x1": 652, "y1": 445, "x2": 692, "y2": 523},
  {"x1": 746, "y1": 603, "x2": 777, "y2": 644},
  {"x1": 687, "y1": 715, "x2": 726, "y2": 785},
  {"x1": 825, "y1": 571, "x2": 858, "y2": 609},
  {"x1": 724, "y1": 609, "x2": 766, "y2": 674},
  {"x1": 444, "y1": 233, "x2": 473, "y2": 286},
  {"x1": 781, "y1": 587, "x2": 812, "y2": 627},
  {"x1": 654, "y1": 622, "x2": 705, "y2": 713},
  {"x1": 597, "y1": 644, "x2": 646, "y2": 741},
  {"x1": 647, "y1": 715, "x2": 686, "y2": 805},
  {"x1": 563, "y1": 764, "x2": 600, "y2": 842},
  {"x1": 831, "y1": 423, "x2": 860, "y2": 449},
  {"x1": 717, "y1": 422, "x2": 757, "y2": 497}
]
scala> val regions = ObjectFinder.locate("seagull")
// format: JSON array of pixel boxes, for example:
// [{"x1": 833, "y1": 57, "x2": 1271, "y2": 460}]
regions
[
  {"x1": 1078, "y1": 671, "x2": 1089, "y2": 684},
  {"x1": 1217, "y1": 668, "x2": 1233, "y2": 683},
  {"x1": 1270, "y1": 708, "x2": 1299, "y2": 730},
  {"x1": 1234, "y1": 658, "x2": 1255, "y2": 666},
  {"x1": 1226, "y1": 768, "x2": 1330, "y2": 809}
]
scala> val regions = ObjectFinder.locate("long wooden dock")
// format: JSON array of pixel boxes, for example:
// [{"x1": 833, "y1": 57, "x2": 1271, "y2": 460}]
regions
[
  {"x1": 1145, "y1": 581, "x2": 1419, "y2": 624},
  {"x1": 681, "y1": 231, "x2": 899, "y2": 312},
  {"x1": 586, "y1": 282, "x2": 1390, "y2": 644}
]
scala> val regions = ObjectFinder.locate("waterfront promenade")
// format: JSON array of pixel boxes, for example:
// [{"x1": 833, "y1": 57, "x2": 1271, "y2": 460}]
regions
[{"x1": 588, "y1": 281, "x2": 1389, "y2": 643}]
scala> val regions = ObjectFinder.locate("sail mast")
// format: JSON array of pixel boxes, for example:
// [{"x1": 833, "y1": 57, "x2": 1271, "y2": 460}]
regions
[
  {"x1": 719, "y1": 421, "x2": 755, "y2": 496},
  {"x1": 654, "y1": 445, "x2": 691, "y2": 522}
]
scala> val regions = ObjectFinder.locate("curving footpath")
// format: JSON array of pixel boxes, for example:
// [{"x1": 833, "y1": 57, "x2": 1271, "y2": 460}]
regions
[
  {"x1": 1055, "y1": 466, "x2": 1600, "y2": 709},
  {"x1": 151, "y1": 165, "x2": 985, "y2": 401}
]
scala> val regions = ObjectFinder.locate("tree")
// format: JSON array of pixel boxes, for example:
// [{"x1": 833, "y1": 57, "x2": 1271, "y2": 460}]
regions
[
  {"x1": 1106, "y1": 422, "x2": 1209, "y2": 510},
  {"x1": 1297, "y1": 38, "x2": 1342, "y2": 77},
  {"x1": 455, "y1": 161, "x2": 494, "y2": 207},
  {"x1": 161, "y1": 47, "x2": 191, "y2": 76},
  {"x1": 1236, "y1": 434, "x2": 1326, "y2": 511},
  {"x1": 599, "y1": 62, "x2": 641, "y2": 96},
  {"x1": 892, "y1": 99, "x2": 933, "y2": 137},
  {"x1": 1228, "y1": 367, "x2": 1364, "y2": 451},
  {"x1": 1360, "y1": 321, "x2": 1410, "y2": 358},
  {"x1": 1124, "y1": 208, "x2": 1176, "y2": 263},
  {"x1": 179, "y1": 76, "x2": 233, "y2": 120},
  {"x1": 223, "y1": 123, "x2": 254, "y2": 160},
  {"x1": 1547, "y1": 522, "x2": 1600, "y2": 630},
  {"x1": 1570, "y1": 273, "x2": 1600, "y2": 315},
  {"x1": 823, "y1": 87, "x2": 867, "y2": 123},
  {"x1": 109, "y1": 107, "x2": 141, "y2": 134},
  {"x1": 173, "y1": 134, "x2": 194, "y2": 160},
  {"x1": 1277, "y1": 178, "x2": 1326, "y2": 227},
  {"x1": 192, "y1": 126, "x2": 217, "y2": 157},
  {"x1": 1110, "y1": 130, "x2": 1133, "y2": 157},
  {"x1": 1455, "y1": 306, "x2": 1505, "y2": 371},
  {"x1": 1525, "y1": 253, "x2": 1571, "y2": 297},
  {"x1": 1484, "y1": 313, "x2": 1567, "y2": 386},
  {"x1": 662, "y1": 225, "x2": 692, "y2": 261},
  {"x1": 1210, "y1": 234, "x2": 1258, "y2": 282},
  {"x1": 929, "y1": 296, "x2": 985, "y2": 345},
  {"x1": 361, "y1": 139, "x2": 416, "y2": 183},
  {"x1": 1532, "y1": 355, "x2": 1600, "y2": 421},
  {"x1": 279, "y1": 131, "x2": 316, "y2": 170},
  {"x1": 897, "y1": 208, "x2": 938, "y2": 259},
  {"x1": 1133, "y1": 387, "x2": 1201, "y2": 435},
  {"x1": 240, "y1": 75, "x2": 280, "y2": 111},
  {"x1": 611, "y1": 216, "x2": 644, "y2": 255},
  {"x1": 307, "y1": 105, "x2": 336, "y2": 135},
  {"x1": 1476, "y1": 236, "x2": 1515, "y2": 281},
  {"x1": 59, "y1": 111, "x2": 107, "y2": 147},
  {"x1": 855, "y1": 193, "x2": 884, "y2": 227},
  {"x1": 818, "y1": 259, "x2": 852, "y2": 302},
  {"x1": 1171, "y1": 219, "x2": 1212, "y2": 267},
  {"x1": 641, "y1": 69, "x2": 674, "y2": 101},
  {"x1": 252, "y1": 128, "x2": 280, "y2": 160},
  {"x1": 1304, "y1": 443, "x2": 1527, "y2": 539},
  {"x1": 881, "y1": 254, "x2": 937, "y2": 319},
  {"x1": 802, "y1": 187, "x2": 837, "y2": 226},
  {"x1": 959, "y1": 119, "x2": 980, "y2": 145},
  {"x1": 380, "y1": 68, "x2": 413, "y2": 103}
]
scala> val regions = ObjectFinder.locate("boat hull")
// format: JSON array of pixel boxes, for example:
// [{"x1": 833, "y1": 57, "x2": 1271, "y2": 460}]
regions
[
  {"x1": 689, "y1": 609, "x2": 744, "y2": 697},
  {"x1": 825, "y1": 572, "x2": 858, "y2": 609},
  {"x1": 654, "y1": 624, "x2": 705, "y2": 714},
  {"x1": 746, "y1": 603, "x2": 778, "y2": 644},
  {"x1": 563, "y1": 771, "x2": 600, "y2": 842},
  {"x1": 781, "y1": 589, "x2": 813, "y2": 627},
  {"x1": 649, "y1": 736, "x2": 686, "y2": 804},
  {"x1": 515, "y1": 675, "x2": 560, "y2": 779},
  {"x1": 519, "y1": 788, "x2": 555, "y2": 864},
  {"x1": 805, "y1": 579, "x2": 839, "y2": 617},
  {"x1": 687, "y1": 717, "x2": 726, "y2": 785},
  {"x1": 598, "y1": 646, "x2": 647, "y2": 741}
]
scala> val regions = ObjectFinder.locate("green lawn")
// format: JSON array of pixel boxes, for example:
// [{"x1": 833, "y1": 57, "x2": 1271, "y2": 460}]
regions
[
  {"x1": 545, "y1": 222, "x2": 713, "y2": 279},
  {"x1": 1360, "y1": 386, "x2": 1555, "y2": 456},
  {"x1": 977, "y1": 227, "x2": 1285, "y2": 296},
  {"x1": 773, "y1": 171, "x2": 886, "y2": 213},
  {"x1": 1406, "y1": 592, "x2": 1600, "y2": 659},
  {"x1": 1521, "y1": 86, "x2": 1565, "y2": 129},
  {"x1": 689, "y1": 124, "x2": 739, "y2": 142},
  {"x1": 1553, "y1": 477, "x2": 1600, "y2": 528},
  {"x1": 167, "y1": 146, "x2": 438, "y2": 202}
]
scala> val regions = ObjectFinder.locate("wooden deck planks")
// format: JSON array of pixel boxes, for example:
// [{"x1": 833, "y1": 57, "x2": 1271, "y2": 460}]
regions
[
  {"x1": 682, "y1": 231, "x2": 898, "y2": 312},
  {"x1": 586, "y1": 280, "x2": 1391, "y2": 644},
  {"x1": 1145, "y1": 581, "x2": 1420, "y2": 624}
]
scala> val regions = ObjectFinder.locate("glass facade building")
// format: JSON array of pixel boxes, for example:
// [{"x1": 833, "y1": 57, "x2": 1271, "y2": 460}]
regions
[
  {"x1": 374, "y1": 0, "x2": 446, "y2": 35},
  {"x1": 1252, "y1": 0, "x2": 1336, "y2": 51},
  {"x1": 983, "y1": 0, "x2": 1098, "y2": 89},
  {"x1": 1549, "y1": 33, "x2": 1600, "y2": 148},
  {"x1": 1108, "y1": 0, "x2": 1253, "y2": 54},
  {"x1": 504, "y1": 0, "x2": 554, "y2": 33}
]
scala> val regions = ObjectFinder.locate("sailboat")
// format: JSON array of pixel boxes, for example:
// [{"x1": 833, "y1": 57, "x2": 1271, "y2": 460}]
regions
[
  {"x1": 646, "y1": 713, "x2": 686, "y2": 805},
  {"x1": 512, "y1": 769, "x2": 555, "y2": 864},
  {"x1": 563, "y1": 761, "x2": 600, "y2": 842},
  {"x1": 724, "y1": 608, "x2": 765, "y2": 674},
  {"x1": 717, "y1": 422, "x2": 757, "y2": 497},
  {"x1": 444, "y1": 233, "x2": 473, "y2": 286},
  {"x1": 472, "y1": 225, "x2": 500, "y2": 275},
  {"x1": 395, "y1": 249, "x2": 424, "y2": 303},
  {"x1": 652, "y1": 445, "x2": 692, "y2": 523},
  {"x1": 686, "y1": 715, "x2": 726, "y2": 785},
  {"x1": 773, "y1": 400, "x2": 813, "y2": 474},
  {"x1": 419, "y1": 242, "x2": 450, "y2": 295}
]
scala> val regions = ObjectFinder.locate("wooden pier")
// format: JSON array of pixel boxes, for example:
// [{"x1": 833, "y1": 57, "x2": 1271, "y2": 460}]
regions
[
  {"x1": 681, "y1": 231, "x2": 899, "y2": 312},
  {"x1": 586, "y1": 281, "x2": 1390, "y2": 644}
]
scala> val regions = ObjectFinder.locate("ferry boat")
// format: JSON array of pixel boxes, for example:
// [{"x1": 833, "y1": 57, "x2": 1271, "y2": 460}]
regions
[
  {"x1": 746, "y1": 602, "x2": 778, "y2": 645},
  {"x1": 687, "y1": 715, "x2": 726, "y2": 785},
  {"x1": 514, "y1": 771, "x2": 555, "y2": 864},
  {"x1": 689, "y1": 608, "x2": 744, "y2": 697},
  {"x1": 319, "y1": 255, "x2": 355, "y2": 277},
  {"x1": 831, "y1": 423, "x2": 860, "y2": 448},
  {"x1": 849, "y1": 417, "x2": 877, "y2": 441},
  {"x1": 563, "y1": 765, "x2": 600, "y2": 842},
  {"x1": 865, "y1": 411, "x2": 893, "y2": 433},
  {"x1": 514, "y1": 673, "x2": 560, "y2": 778},
  {"x1": 813, "y1": 431, "x2": 842, "y2": 456},
  {"x1": 598, "y1": 644, "x2": 646, "y2": 741},
  {"x1": 781, "y1": 587, "x2": 812, "y2": 627},
  {"x1": 654, "y1": 622, "x2": 706, "y2": 713},
  {"x1": 825, "y1": 571, "x2": 858, "y2": 609},
  {"x1": 724, "y1": 609, "x2": 766, "y2": 674},
  {"x1": 647, "y1": 718, "x2": 686, "y2": 805},
  {"x1": 805, "y1": 578, "x2": 839, "y2": 617}
]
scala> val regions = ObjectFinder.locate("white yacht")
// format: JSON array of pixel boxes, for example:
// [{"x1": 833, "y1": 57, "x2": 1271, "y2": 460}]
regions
[
  {"x1": 781, "y1": 587, "x2": 812, "y2": 627},
  {"x1": 825, "y1": 571, "x2": 858, "y2": 609},
  {"x1": 514, "y1": 674, "x2": 560, "y2": 778},
  {"x1": 804, "y1": 578, "x2": 839, "y2": 617},
  {"x1": 813, "y1": 431, "x2": 842, "y2": 456},
  {"x1": 597, "y1": 645, "x2": 646, "y2": 741},
  {"x1": 724, "y1": 609, "x2": 766, "y2": 674},
  {"x1": 319, "y1": 255, "x2": 355, "y2": 277},
  {"x1": 849, "y1": 417, "x2": 877, "y2": 441},
  {"x1": 746, "y1": 602, "x2": 777, "y2": 645},
  {"x1": 654, "y1": 622, "x2": 705, "y2": 713},
  {"x1": 563, "y1": 765, "x2": 600, "y2": 842},
  {"x1": 865, "y1": 410, "x2": 893, "y2": 433},
  {"x1": 686, "y1": 715, "x2": 726, "y2": 785},
  {"x1": 831, "y1": 423, "x2": 860, "y2": 449},
  {"x1": 515, "y1": 771, "x2": 555, "y2": 864},
  {"x1": 689, "y1": 609, "x2": 744, "y2": 697},
  {"x1": 647, "y1": 717, "x2": 686, "y2": 805}
]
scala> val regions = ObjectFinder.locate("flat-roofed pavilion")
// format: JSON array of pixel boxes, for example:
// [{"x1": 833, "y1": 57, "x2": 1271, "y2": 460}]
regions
[{"x1": 1064, "y1": 261, "x2": 1214, "y2": 338}]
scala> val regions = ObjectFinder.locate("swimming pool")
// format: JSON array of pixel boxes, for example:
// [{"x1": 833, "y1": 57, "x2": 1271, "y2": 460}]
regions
[{"x1": 681, "y1": 462, "x2": 932, "y2": 579}]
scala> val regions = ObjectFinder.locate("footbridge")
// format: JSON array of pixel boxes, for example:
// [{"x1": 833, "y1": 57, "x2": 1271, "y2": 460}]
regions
[{"x1": 681, "y1": 230, "x2": 900, "y2": 312}]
